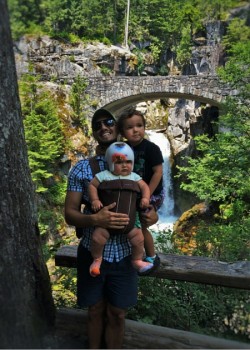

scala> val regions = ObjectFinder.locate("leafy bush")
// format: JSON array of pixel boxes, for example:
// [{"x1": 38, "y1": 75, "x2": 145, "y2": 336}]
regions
[
  {"x1": 193, "y1": 207, "x2": 250, "y2": 261},
  {"x1": 52, "y1": 267, "x2": 77, "y2": 308},
  {"x1": 127, "y1": 231, "x2": 250, "y2": 341}
]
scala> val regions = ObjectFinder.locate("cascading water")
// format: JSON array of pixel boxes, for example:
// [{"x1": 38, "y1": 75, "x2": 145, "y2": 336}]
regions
[{"x1": 147, "y1": 130, "x2": 178, "y2": 232}]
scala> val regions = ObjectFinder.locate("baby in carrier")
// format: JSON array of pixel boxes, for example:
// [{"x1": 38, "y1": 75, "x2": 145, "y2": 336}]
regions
[{"x1": 88, "y1": 142, "x2": 154, "y2": 276}]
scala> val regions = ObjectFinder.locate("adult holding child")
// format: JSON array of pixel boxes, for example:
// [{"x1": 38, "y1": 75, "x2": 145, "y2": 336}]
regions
[{"x1": 64, "y1": 108, "x2": 158, "y2": 349}]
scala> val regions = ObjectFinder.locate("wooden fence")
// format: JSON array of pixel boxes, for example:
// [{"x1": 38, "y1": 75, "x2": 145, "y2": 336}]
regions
[{"x1": 54, "y1": 245, "x2": 250, "y2": 349}]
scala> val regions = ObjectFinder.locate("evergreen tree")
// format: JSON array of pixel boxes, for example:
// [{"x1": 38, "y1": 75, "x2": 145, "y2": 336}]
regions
[
  {"x1": 8, "y1": 0, "x2": 45, "y2": 39},
  {"x1": 19, "y1": 74, "x2": 65, "y2": 192}
]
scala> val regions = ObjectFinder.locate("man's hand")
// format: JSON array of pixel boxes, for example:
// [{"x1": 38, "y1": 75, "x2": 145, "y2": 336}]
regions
[
  {"x1": 94, "y1": 202, "x2": 130, "y2": 229},
  {"x1": 139, "y1": 205, "x2": 158, "y2": 228}
]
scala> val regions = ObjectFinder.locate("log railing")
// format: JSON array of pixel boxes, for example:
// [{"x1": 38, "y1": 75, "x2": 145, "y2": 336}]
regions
[
  {"x1": 55, "y1": 245, "x2": 250, "y2": 289},
  {"x1": 54, "y1": 245, "x2": 250, "y2": 349}
]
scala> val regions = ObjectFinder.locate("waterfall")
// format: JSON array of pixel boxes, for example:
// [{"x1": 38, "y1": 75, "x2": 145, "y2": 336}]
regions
[{"x1": 147, "y1": 130, "x2": 178, "y2": 231}]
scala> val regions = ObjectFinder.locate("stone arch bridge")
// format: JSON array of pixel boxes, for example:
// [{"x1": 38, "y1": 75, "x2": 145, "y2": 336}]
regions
[{"x1": 85, "y1": 75, "x2": 236, "y2": 115}]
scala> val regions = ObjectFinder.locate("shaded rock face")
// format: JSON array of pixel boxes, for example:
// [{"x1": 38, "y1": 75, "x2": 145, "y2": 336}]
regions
[
  {"x1": 186, "y1": 21, "x2": 227, "y2": 75},
  {"x1": 14, "y1": 36, "x2": 138, "y2": 80},
  {"x1": 166, "y1": 74, "x2": 221, "y2": 211},
  {"x1": 14, "y1": 19, "x2": 229, "y2": 81}
]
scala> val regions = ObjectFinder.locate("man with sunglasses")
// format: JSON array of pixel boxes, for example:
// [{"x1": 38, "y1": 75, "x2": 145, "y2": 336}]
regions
[{"x1": 64, "y1": 108, "x2": 158, "y2": 349}]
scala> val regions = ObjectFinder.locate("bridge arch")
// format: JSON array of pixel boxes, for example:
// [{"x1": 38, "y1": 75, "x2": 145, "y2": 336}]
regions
[{"x1": 86, "y1": 75, "x2": 236, "y2": 115}]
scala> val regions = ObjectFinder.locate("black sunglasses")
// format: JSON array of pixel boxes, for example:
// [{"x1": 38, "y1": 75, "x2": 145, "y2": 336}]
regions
[{"x1": 92, "y1": 118, "x2": 116, "y2": 131}]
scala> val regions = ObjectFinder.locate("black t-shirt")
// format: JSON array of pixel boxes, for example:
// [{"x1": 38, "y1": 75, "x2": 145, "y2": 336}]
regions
[{"x1": 128, "y1": 138, "x2": 164, "y2": 195}]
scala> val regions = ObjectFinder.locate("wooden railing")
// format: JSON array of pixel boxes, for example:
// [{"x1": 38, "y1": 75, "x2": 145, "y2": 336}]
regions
[{"x1": 55, "y1": 245, "x2": 250, "y2": 349}]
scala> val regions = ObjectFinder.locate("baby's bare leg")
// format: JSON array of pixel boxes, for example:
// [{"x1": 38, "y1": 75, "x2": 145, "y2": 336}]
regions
[
  {"x1": 127, "y1": 228, "x2": 153, "y2": 273},
  {"x1": 91, "y1": 227, "x2": 110, "y2": 259},
  {"x1": 90, "y1": 227, "x2": 109, "y2": 277},
  {"x1": 127, "y1": 228, "x2": 144, "y2": 260}
]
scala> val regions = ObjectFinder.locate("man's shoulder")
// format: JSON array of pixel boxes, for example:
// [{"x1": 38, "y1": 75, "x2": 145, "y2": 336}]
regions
[
  {"x1": 67, "y1": 159, "x2": 90, "y2": 181},
  {"x1": 71, "y1": 158, "x2": 90, "y2": 170},
  {"x1": 69, "y1": 155, "x2": 106, "y2": 177},
  {"x1": 72, "y1": 155, "x2": 105, "y2": 167}
]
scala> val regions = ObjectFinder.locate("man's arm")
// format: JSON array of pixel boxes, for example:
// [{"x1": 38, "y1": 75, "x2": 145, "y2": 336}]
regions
[{"x1": 64, "y1": 191, "x2": 129, "y2": 230}]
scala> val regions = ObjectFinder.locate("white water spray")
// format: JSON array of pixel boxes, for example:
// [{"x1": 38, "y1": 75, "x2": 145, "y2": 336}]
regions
[{"x1": 147, "y1": 131, "x2": 178, "y2": 232}]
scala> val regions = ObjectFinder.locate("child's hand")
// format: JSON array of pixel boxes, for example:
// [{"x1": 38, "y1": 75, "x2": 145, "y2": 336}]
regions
[
  {"x1": 140, "y1": 197, "x2": 150, "y2": 209},
  {"x1": 91, "y1": 200, "x2": 103, "y2": 212}
]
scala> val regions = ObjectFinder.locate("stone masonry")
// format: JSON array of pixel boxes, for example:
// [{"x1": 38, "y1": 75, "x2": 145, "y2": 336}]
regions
[{"x1": 84, "y1": 75, "x2": 237, "y2": 115}]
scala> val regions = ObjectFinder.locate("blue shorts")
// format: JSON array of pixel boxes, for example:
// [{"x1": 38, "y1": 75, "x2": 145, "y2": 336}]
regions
[
  {"x1": 150, "y1": 193, "x2": 164, "y2": 211},
  {"x1": 77, "y1": 245, "x2": 138, "y2": 309}
]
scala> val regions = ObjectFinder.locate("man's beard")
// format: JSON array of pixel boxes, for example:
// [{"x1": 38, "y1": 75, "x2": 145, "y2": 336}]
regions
[{"x1": 95, "y1": 138, "x2": 117, "y2": 155}]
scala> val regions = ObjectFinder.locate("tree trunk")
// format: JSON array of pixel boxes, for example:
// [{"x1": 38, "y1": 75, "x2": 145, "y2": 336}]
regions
[{"x1": 0, "y1": 1, "x2": 55, "y2": 348}]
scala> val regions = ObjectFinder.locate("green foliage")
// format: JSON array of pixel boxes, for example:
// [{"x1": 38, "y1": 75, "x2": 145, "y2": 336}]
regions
[
  {"x1": 149, "y1": 38, "x2": 163, "y2": 62},
  {"x1": 177, "y1": 33, "x2": 250, "y2": 205},
  {"x1": 23, "y1": 109, "x2": 64, "y2": 192},
  {"x1": 38, "y1": 178, "x2": 67, "y2": 235},
  {"x1": 222, "y1": 18, "x2": 250, "y2": 49},
  {"x1": 8, "y1": 0, "x2": 46, "y2": 39},
  {"x1": 100, "y1": 65, "x2": 112, "y2": 76},
  {"x1": 177, "y1": 128, "x2": 250, "y2": 203},
  {"x1": 176, "y1": 32, "x2": 250, "y2": 263},
  {"x1": 42, "y1": 0, "x2": 85, "y2": 37},
  {"x1": 52, "y1": 267, "x2": 77, "y2": 308},
  {"x1": 8, "y1": 0, "x2": 242, "y2": 67},
  {"x1": 132, "y1": 49, "x2": 145, "y2": 75},
  {"x1": 69, "y1": 75, "x2": 91, "y2": 132},
  {"x1": 101, "y1": 37, "x2": 112, "y2": 46},
  {"x1": 38, "y1": 207, "x2": 64, "y2": 236},
  {"x1": 20, "y1": 74, "x2": 65, "y2": 192},
  {"x1": 193, "y1": 214, "x2": 250, "y2": 261},
  {"x1": 17, "y1": 72, "x2": 67, "y2": 245},
  {"x1": 196, "y1": 0, "x2": 244, "y2": 21},
  {"x1": 172, "y1": 1, "x2": 203, "y2": 64},
  {"x1": 127, "y1": 232, "x2": 250, "y2": 341},
  {"x1": 126, "y1": 0, "x2": 151, "y2": 43},
  {"x1": 24, "y1": 110, "x2": 63, "y2": 192},
  {"x1": 129, "y1": 278, "x2": 250, "y2": 340},
  {"x1": 217, "y1": 20, "x2": 250, "y2": 88},
  {"x1": 46, "y1": 177, "x2": 68, "y2": 206},
  {"x1": 46, "y1": 226, "x2": 79, "y2": 307},
  {"x1": 67, "y1": 33, "x2": 81, "y2": 44},
  {"x1": 175, "y1": 24, "x2": 192, "y2": 65}
]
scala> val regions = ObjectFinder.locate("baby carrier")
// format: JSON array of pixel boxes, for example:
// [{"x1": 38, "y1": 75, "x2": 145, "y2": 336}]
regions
[
  {"x1": 98, "y1": 178, "x2": 140, "y2": 235},
  {"x1": 76, "y1": 156, "x2": 141, "y2": 237}
]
